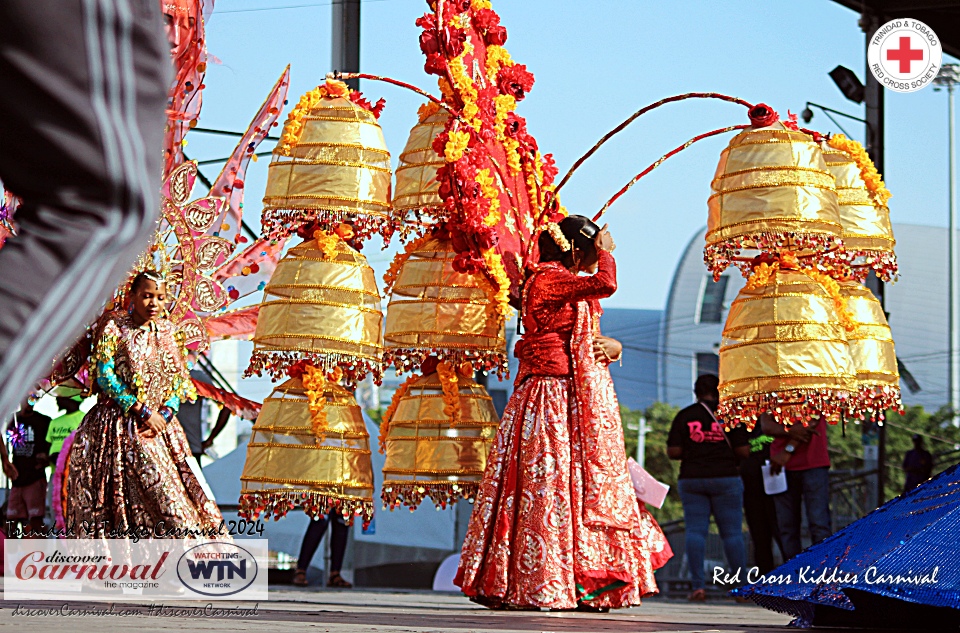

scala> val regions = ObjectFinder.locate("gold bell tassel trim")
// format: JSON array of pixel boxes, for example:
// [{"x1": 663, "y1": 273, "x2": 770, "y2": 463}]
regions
[{"x1": 239, "y1": 491, "x2": 374, "y2": 528}]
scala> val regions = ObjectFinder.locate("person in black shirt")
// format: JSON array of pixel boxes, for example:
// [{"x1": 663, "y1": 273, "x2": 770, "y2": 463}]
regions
[
  {"x1": 667, "y1": 374, "x2": 749, "y2": 601},
  {"x1": 740, "y1": 424, "x2": 783, "y2": 574},
  {"x1": 2, "y1": 398, "x2": 51, "y2": 535}
]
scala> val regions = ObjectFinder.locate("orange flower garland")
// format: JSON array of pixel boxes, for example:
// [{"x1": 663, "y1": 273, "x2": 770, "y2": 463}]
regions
[
  {"x1": 313, "y1": 229, "x2": 340, "y2": 260},
  {"x1": 279, "y1": 79, "x2": 350, "y2": 155},
  {"x1": 417, "y1": 100, "x2": 442, "y2": 123},
  {"x1": 744, "y1": 261, "x2": 779, "y2": 291},
  {"x1": 485, "y1": 45, "x2": 513, "y2": 84},
  {"x1": 477, "y1": 168, "x2": 501, "y2": 224},
  {"x1": 803, "y1": 268, "x2": 856, "y2": 333},
  {"x1": 446, "y1": 42, "x2": 480, "y2": 132},
  {"x1": 444, "y1": 128, "x2": 471, "y2": 163},
  {"x1": 436, "y1": 360, "x2": 462, "y2": 425},
  {"x1": 744, "y1": 258, "x2": 855, "y2": 332},
  {"x1": 827, "y1": 134, "x2": 892, "y2": 207},
  {"x1": 378, "y1": 373, "x2": 420, "y2": 453},
  {"x1": 436, "y1": 360, "x2": 474, "y2": 426},
  {"x1": 302, "y1": 364, "x2": 329, "y2": 439},
  {"x1": 480, "y1": 249, "x2": 511, "y2": 321}
]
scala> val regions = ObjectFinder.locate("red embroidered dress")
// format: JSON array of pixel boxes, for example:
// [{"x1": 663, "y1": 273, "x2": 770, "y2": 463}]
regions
[{"x1": 455, "y1": 251, "x2": 670, "y2": 609}]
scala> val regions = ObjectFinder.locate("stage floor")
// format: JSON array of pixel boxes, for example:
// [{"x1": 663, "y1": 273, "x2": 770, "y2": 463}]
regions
[{"x1": 1, "y1": 582, "x2": 904, "y2": 632}]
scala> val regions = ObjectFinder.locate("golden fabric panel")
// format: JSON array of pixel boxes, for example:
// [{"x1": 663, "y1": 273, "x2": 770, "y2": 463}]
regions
[
  {"x1": 263, "y1": 95, "x2": 392, "y2": 218},
  {"x1": 841, "y1": 281, "x2": 900, "y2": 389},
  {"x1": 381, "y1": 372, "x2": 500, "y2": 492},
  {"x1": 392, "y1": 383, "x2": 499, "y2": 426},
  {"x1": 240, "y1": 378, "x2": 375, "y2": 498},
  {"x1": 384, "y1": 237, "x2": 505, "y2": 357},
  {"x1": 706, "y1": 124, "x2": 841, "y2": 253},
  {"x1": 720, "y1": 270, "x2": 856, "y2": 400},
  {"x1": 382, "y1": 437, "x2": 493, "y2": 478},
  {"x1": 822, "y1": 149, "x2": 896, "y2": 253},
  {"x1": 394, "y1": 109, "x2": 448, "y2": 212},
  {"x1": 253, "y1": 239, "x2": 383, "y2": 360}
]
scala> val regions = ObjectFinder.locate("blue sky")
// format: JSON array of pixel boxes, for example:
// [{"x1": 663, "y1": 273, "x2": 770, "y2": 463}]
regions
[{"x1": 192, "y1": 0, "x2": 959, "y2": 311}]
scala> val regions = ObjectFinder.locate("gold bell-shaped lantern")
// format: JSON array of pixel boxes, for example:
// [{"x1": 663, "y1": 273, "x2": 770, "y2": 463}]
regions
[
  {"x1": 822, "y1": 138, "x2": 897, "y2": 281},
  {"x1": 392, "y1": 103, "x2": 449, "y2": 236},
  {"x1": 379, "y1": 362, "x2": 499, "y2": 510},
  {"x1": 717, "y1": 263, "x2": 857, "y2": 429},
  {"x1": 705, "y1": 123, "x2": 843, "y2": 277},
  {"x1": 247, "y1": 231, "x2": 383, "y2": 386},
  {"x1": 239, "y1": 373, "x2": 375, "y2": 525},
  {"x1": 261, "y1": 79, "x2": 393, "y2": 242},
  {"x1": 840, "y1": 280, "x2": 902, "y2": 420},
  {"x1": 383, "y1": 234, "x2": 507, "y2": 376},
  {"x1": 377, "y1": 232, "x2": 507, "y2": 510}
]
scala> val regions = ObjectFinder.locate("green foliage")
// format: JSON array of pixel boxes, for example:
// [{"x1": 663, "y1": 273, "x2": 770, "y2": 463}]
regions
[
  {"x1": 621, "y1": 402, "x2": 684, "y2": 523},
  {"x1": 828, "y1": 405, "x2": 960, "y2": 502},
  {"x1": 621, "y1": 402, "x2": 960, "y2": 526},
  {"x1": 366, "y1": 408, "x2": 384, "y2": 426}
]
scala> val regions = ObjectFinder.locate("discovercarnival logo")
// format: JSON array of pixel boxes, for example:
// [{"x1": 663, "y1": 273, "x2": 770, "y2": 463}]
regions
[
  {"x1": 3, "y1": 539, "x2": 269, "y2": 602},
  {"x1": 176, "y1": 542, "x2": 260, "y2": 597}
]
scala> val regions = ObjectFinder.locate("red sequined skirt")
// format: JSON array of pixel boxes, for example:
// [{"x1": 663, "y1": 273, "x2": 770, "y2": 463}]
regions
[{"x1": 454, "y1": 376, "x2": 666, "y2": 609}]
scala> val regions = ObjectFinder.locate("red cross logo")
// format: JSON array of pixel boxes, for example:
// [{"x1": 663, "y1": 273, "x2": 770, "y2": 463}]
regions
[{"x1": 886, "y1": 36, "x2": 924, "y2": 73}]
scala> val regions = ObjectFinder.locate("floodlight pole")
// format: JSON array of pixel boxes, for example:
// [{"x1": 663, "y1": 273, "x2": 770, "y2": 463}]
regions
[
  {"x1": 934, "y1": 65, "x2": 960, "y2": 422},
  {"x1": 332, "y1": 0, "x2": 361, "y2": 91},
  {"x1": 862, "y1": 12, "x2": 886, "y2": 507}
]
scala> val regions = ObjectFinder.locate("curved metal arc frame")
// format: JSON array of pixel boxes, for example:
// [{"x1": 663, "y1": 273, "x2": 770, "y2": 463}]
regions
[
  {"x1": 593, "y1": 124, "x2": 749, "y2": 221},
  {"x1": 554, "y1": 92, "x2": 754, "y2": 196}
]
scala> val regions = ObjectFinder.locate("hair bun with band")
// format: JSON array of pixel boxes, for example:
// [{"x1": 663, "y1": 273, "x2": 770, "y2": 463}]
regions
[{"x1": 577, "y1": 219, "x2": 600, "y2": 240}]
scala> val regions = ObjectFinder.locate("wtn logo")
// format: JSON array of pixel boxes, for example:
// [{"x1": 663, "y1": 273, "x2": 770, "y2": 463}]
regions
[
  {"x1": 186, "y1": 559, "x2": 247, "y2": 581},
  {"x1": 177, "y1": 542, "x2": 260, "y2": 597}
]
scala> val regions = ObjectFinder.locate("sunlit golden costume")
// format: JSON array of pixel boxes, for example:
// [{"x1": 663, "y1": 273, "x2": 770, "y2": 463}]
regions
[
  {"x1": 62, "y1": 312, "x2": 223, "y2": 537},
  {"x1": 455, "y1": 251, "x2": 669, "y2": 609}
]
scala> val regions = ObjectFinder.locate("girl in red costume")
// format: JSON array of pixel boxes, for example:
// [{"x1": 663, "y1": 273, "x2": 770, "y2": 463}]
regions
[{"x1": 455, "y1": 215, "x2": 670, "y2": 611}]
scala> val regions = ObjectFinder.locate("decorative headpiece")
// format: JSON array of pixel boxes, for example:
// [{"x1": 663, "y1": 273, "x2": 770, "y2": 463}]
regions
[
  {"x1": 163, "y1": 1, "x2": 192, "y2": 16},
  {"x1": 118, "y1": 231, "x2": 170, "y2": 300},
  {"x1": 545, "y1": 222, "x2": 571, "y2": 253}
]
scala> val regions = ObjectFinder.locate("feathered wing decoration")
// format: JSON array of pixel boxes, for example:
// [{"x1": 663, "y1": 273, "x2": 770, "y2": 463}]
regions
[
  {"x1": 192, "y1": 377, "x2": 261, "y2": 420},
  {"x1": 416, "y1": 0, "x2": 561, "y2": 317},
  {"x1": 163, "y1": 0, "x2": 213, "y2": 176},
  {"x1": 155, "y1": 66, "x2": 292, "y2": 351},
  {"x1": 48, "y1": 68, "x2": 290, "y2": 388}
]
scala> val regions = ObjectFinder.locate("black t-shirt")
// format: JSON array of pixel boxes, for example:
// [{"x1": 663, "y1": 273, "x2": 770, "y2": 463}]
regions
[
  {"x1": 7, "y1": 411, "x2": 52, "y2": 487},
  {"x1": 667, "y1": 402, "x2": 748, "y2": 479}
]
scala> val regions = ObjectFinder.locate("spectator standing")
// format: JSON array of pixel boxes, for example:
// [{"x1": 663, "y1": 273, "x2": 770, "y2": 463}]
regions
[
  {"x1": 177, "y1": 369, "x2": 231, "y2": 462},
  {"x1": 739, "y1": 425, "x2": 783, "y2": 574},
  {"x1": 292, "y1": 510, "x2": 352, "y2": 588},
  {"x1": 763, "y1": 415, "x2": 832, "y2": 560},
  {"x1": 2, "y1": 398, "x2": 52, "y2": 536},
  {"x1": 46, "y1": 394, "x2": 85, "y2": 464},
  {"x1": 903, "y1": 434, "x2": 933, "y2": 493},
  {"x1": 667, "y1": 374, "x2": 750, "y2": 601}
]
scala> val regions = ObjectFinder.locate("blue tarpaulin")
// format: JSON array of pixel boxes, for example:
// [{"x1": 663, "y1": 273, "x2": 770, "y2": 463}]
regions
[{"x1": 734, "y1": 463, "x2": 960, "y2": 628}]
